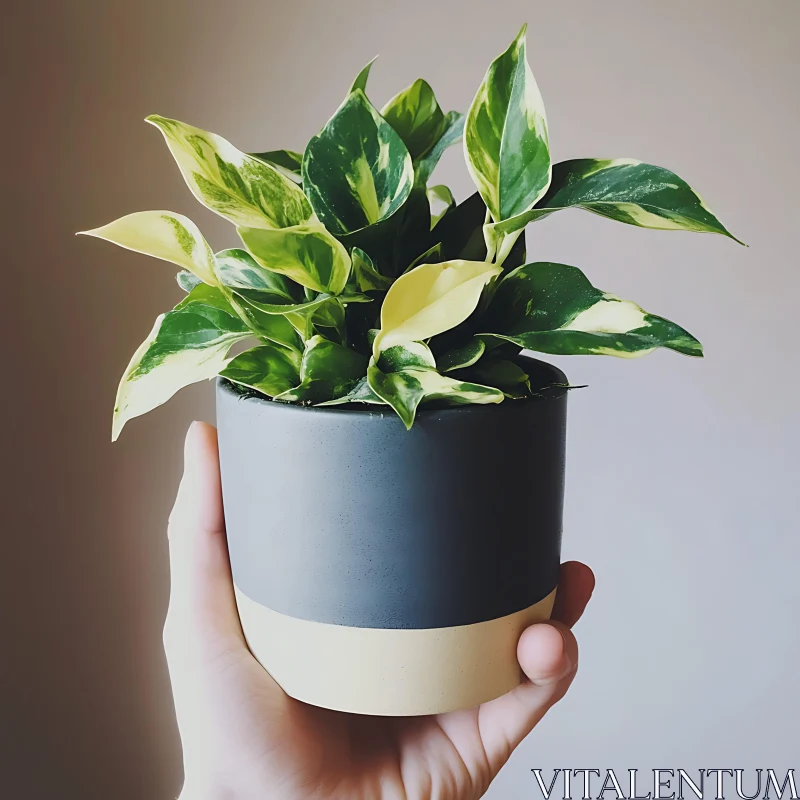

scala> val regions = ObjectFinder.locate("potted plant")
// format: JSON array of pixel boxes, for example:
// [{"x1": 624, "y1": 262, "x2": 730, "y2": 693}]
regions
[{"x1": 80, "y1": 25, "x2": 740, "y2": 716}]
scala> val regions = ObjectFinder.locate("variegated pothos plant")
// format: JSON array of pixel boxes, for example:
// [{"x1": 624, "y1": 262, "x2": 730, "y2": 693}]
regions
[{"x1": 81, "y1": 25, "x2": 741, "y2": 437}]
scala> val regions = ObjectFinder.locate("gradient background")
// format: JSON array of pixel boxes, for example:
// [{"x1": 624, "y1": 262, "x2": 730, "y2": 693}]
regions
[{"x1": 3, "y1": 1, "x2": 798, "y2": 798}]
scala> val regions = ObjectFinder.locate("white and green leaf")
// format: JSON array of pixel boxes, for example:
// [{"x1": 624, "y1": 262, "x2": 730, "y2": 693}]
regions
[
  {"x1": 373, "y1": 258, "x2": 502, "y2": 357},
  {"x1": 219, "y1": 343, "x2": 301, "y2": 397},
  {"x1": 302, "y1": 90, "x2": 414, "y2": 235},
  {"x1": 112, "y1": 284, "x2": 250, "y2": 440},
  {"x1": 427, "y1": 184, "x2": 455, "y2": 229},
  {"x1": 381, "y1": 79, "x2": 446, "y2": 160},
  {"x1": 464, "y1": 24, "x2": 550, "y2": 223},
  {"x1": 487, "y1": 158, "x2": 743, "y2": 243},
  {"x1": 483, "y1": 261, "x2": 703, "y2": 358},
  {"x1": 79, "y1": 210, "x2": 217, "y2": 285},
  {"x1": 274, "y1": 335, "x2": 368, "y2": 403},
  {"x1": 146, "y1": 115, "x2": 314, "y2": 228},
  {"x1": 238, "y1": 224, "x2": 351, "y2": 295}
]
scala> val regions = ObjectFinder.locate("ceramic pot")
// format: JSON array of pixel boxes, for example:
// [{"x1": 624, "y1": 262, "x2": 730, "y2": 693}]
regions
[{"x1": 216, "y1": 357, "x2": 567, "y2": 716}]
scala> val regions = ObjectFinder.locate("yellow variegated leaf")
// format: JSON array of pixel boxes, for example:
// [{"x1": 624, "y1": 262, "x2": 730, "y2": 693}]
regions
[
  {"x1": 381, "y1": 79, "x2": 446, "y2": 160},
  {"x1": 366, "y1": 361, "x2": 503, "y2": 429},
  {"x1": 112, "y1": 284, "x2": 250, "y2": 440},
  {"x1": 373, "y1": 259, "x2": 502, "y2": 357},
  {"x1": 79, "y1": 211, "x2": 217, "y2": 285},
  {"x1": 407, "y1": 368, "x2": 504, "y2": 405},
  {"x1": 238, "y1": 224, "x2": 351, "y2": 295},
  {"x1": 249, "y1": 150, "x2": 303, "y2": 183},
  {"x1": 146, "y1": 115, "x2": 314, "y2": 229}
]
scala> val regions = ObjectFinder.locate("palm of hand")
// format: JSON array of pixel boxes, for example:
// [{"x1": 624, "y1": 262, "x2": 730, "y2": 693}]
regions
[{"x1": 168, "y1": 423, "x2": 593, "y2": 800}]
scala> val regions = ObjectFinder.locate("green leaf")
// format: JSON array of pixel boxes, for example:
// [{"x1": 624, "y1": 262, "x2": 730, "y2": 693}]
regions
[
  {"x1": 317, "y1": 376, "x2": 385, "y2": 406},
  {"x1": 249, "y1": 149, "x2": 303, "y2": 183},
  {"x1": 437, "y1": 337, "x2": 486, "y2": 372},
  {"x1": 228, "y1": 292, "x2": 307, "y2": 353},
  {"x1": 216, "y1": 248, "x2": 303, "y2": 301},
  {"x1": 302, "y1": 90, "x2": 414, "y2": 235},
  {"x1": 366, "y1": 365, "x2": 425, "y2": 429},
  {"x1": 415, "y1": 111, "x2": 465, "y2": 185},
  {"x1": 337, "y1": 288, "x2": 373, "y2": 305},
  {"x1": 146, "y1": 115, "x2": 314, "y2": 228},
  {"x1": 483, "y1": 262, "x2": 703, "y2": 358},
  {"x1": 431, "y1": 191, "x2": 528, "y2": 269},
  {"x1": 234, "y1": 289, "x2": 345, "y2": 341},
  {"x1": 112, "y1": 284, "x2": 250, "y2": 440},
  {"x1": 391, "y1": 186, "x2": 434, "y2": 275},
  {"x1": 214, "y1": 248, "x2": 306, "y2": 349},
  {"x1": 377, "y1": 341, "x2": 436, "y2": 373},
  {"x1": 79, "y1": 210, "x2": 217, "y2": 285},
  {"x1": 427, "y1": 185, "x2": 455, "y2": 229},
  {"x1": 373, "y1": 259, "x2": 502, "y2": 356},
  {"x1": 462, "y1": 358, "x2": 531, "y2": 398},
  {"x1": 349, "y1": 57, "x2": 377, "y2": 95},
  {"x1": 274, "y1": 336, "x2": 368, "y2": 403},
  {"x1": 486, "y1": 158, "x2": 744, "y2": 244},
  {"x1": 238, "y1": 224, "x2": 351, "y2": 295},
  {"x1": 465, "y1": 24, "x2": 550, "y2": 223},
  {"x1": 351, "y1": 247, "x2": 392, "y2": 291},
  {"x1": 310, "y1": 296, "x2": 348, "y2": 342},
  {"x1": 219, "y1": 344, "x2": 300, "y2": 397},
  {"x1": 381, "y1": 79, "x2": 446, "y2": 160},
  {"x1": 431, "y1": 191, "x2": 488, "y2": 261},
  {"x1": 233, "y1": 290, "x2": 334, "y2": 316},
  {"x1": 176, "y1": 270, "x2": 202, "y2": 292},
  {"x1": 405, "y1": 242, "x2": 443, "y2": 273}
]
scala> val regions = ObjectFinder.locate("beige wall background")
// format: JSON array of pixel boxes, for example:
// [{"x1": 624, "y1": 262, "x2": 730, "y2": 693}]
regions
[{"x1": 2, "y1": 1, "x2": 798, "y2": 798}]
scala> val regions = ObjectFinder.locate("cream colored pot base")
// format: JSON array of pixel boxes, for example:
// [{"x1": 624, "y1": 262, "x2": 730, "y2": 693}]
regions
[{"x1": 234, "y1": 585, "x2": 557, "y2": 716}]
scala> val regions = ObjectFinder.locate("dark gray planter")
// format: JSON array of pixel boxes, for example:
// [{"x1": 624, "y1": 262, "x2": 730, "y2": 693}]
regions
[{"x1": 216, "y1": 356, "x2": 568, "y2": 716}]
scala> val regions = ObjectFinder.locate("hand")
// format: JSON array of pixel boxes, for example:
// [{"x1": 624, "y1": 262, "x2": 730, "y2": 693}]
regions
[{"x1": 165, "y1": 422, "x2": 595, "y2": 800}]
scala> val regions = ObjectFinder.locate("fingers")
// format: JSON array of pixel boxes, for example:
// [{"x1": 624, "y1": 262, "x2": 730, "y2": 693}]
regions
[
  {"x1": 164, "y1": 422, "x2": 246, "y2": 663},
  {"x1": 552, "y1": 561, "x2": 595, "y2": 629},
  {"x1": 477, "y1": 561, "x2": 594, "y2": 771}
]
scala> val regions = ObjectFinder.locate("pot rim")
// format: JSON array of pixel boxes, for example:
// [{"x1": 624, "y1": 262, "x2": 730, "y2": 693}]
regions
[{"x1": 217, "y1": 355, "x2": 569, "y2": 421}]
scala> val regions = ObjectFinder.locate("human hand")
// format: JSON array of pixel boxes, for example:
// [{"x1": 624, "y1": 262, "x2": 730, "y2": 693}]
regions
[{"x1": 165, "y1": 422, "x2": 595, "y2": 800}]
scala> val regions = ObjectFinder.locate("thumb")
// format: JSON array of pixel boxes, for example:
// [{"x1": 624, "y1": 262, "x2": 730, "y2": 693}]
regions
[
  {"x1": 477, "y1": 621, "x2": 579, "y2": 771},
  {"x1": 164, "y1": 421, "x2": 245, "y2": 664}
]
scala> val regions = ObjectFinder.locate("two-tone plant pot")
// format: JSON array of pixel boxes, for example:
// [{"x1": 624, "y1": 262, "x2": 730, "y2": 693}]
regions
[{"x1": 216, "y1": 356, "x2": 567, "y2": 717}]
